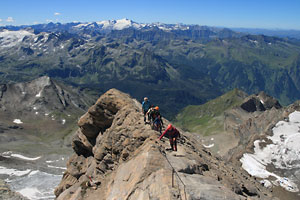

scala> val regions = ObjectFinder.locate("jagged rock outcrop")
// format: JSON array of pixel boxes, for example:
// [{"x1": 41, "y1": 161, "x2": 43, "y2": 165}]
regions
[
  {"x1": 225, "y1": 94, "x2": 300, "y2": 165},
  {"x1": 222, "y1": 91, "x2": 284, "y2": 160},
  {"x1": 55, "y1": 89, "x2": 277, "y2": 200},
  {"x1": 240, "y1": 91, "x2": 281, "y2": 113}
]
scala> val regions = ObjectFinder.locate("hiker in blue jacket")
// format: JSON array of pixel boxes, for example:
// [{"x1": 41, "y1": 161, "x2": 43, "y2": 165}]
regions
[{"x1": 142, "y1": 97, "x2": 151, "y2": 123}]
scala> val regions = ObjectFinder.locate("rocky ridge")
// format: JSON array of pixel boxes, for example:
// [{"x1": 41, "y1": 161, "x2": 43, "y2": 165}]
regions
[
  {"x1": 0, "y1": 76, "x2": 94, "y2": 115},
  {"x1": 224, "y1": 91, "x2": 288, "y2": 162},
  {"x1": 55, "y1": 89, "x2": 277, "y2": 200}
]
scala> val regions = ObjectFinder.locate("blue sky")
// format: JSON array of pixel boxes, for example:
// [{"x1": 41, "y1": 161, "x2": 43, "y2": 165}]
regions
[{"x1": 0, "y1": 0, "x2": 300, "y2": 30}]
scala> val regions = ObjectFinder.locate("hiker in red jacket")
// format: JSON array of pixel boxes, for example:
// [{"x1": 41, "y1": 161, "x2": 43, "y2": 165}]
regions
[{"x1": 159, "y1": 124, "x2": 181, "y2": 151}]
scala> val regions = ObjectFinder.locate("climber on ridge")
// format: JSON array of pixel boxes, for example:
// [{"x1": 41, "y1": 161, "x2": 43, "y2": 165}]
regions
[
  {"x1": 159, "y1": 124, "x2": 181, "y2": 151},
  {"x1": 148, "y1": 106, "x2": 163, "y2": 132},
  {"x1": 142, "y1": 97, "x2": 151, "y2": 123}
]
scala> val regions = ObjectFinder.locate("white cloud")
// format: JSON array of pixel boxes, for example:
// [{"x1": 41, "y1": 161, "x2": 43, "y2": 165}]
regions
[
  {"x1": 46, "y1": 19, "x2": 53, "y2": 23},
  {"x1": 0, "y1": 19, "x2": 2, "y2": 22},
  {"x1": 6, "y1": 17, "x2": 14, "y2": 22},
  {"x1": 54, "y1": 12, "x2": 61, "y2": 16}
]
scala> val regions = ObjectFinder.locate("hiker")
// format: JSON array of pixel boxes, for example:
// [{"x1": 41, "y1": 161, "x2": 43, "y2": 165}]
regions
[
  {"x1": 152, "y1": 106, "x2": 164, "y2": 132},
  {"x1": 147, "y1": 106, "x2": 163, "y2": 125},
  {"x1": 146, "y1": 106, "x2": 155, "y2": 123},
  {"x1": 142, "y1": 97, "x2": 151, "y2": 123},
  {"x1": 159, "y1": 124, "x2": 180, "y2": 151}
]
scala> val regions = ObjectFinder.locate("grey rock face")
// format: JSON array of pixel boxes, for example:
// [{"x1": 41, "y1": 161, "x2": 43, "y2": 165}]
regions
[{"x1": 0, "y1": 76, "x2": 93, "y2": 114}]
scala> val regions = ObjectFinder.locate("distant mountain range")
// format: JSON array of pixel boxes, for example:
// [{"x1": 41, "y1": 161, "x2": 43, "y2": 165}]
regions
[
  {"x1": 1, "y1": 18, "x2": 241, "y2": 38},
  {"x1": 1, "y1": 19, "x2": 300, "y2": 118},
  {"x1": 3, "y1": 19, "x2": 300, "y2": 39},
  {"x1": 232, "y1": 27, "x2": 300, "y2": 40}
]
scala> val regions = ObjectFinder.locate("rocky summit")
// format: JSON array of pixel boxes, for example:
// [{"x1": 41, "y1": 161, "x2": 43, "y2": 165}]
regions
[{"x1": 55, "y1": 89, "x2": 276, "y2": 200}]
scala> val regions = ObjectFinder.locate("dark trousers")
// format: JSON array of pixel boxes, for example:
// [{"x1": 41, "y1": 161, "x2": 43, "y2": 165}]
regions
[
  {"x1": 169, "y1": 137, "x2": 177, "y2": 151},
  {"x1": 143, "y1": 111, "x2": 147, "y2": 122}
]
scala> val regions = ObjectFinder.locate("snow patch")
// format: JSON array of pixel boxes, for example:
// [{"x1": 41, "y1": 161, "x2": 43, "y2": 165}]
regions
[
  {"x1": 240, "y1": 153, "x2": 272, "y2": 178},
  {"x1": 9, "y1": 170, "x2": 62, "y2": 200},
  {"x1": 47, "y1": 165, "x2": 67, "y2": 170},
  {"x1": 46, "y1": 159, "x2": 60, "y2": 163},
  {"x1": 35, "y1": 91, "x2": 42, "y2": 97},
  {"x1": 260, "y1": 179, "x2": 272, "y2": 188},
  {"x1": 260, "y1": 99, "x2": 264, "y2": 104},
  {"x1": 13, "y1": 119, "x2": 23, "y2": 124},
  {"x1": 249, "y1": 39, "x2": 258, "y2": 44},
  {"x1": 203, "y1": 143, "x2": 214, "y2": 148},
  {"x1": 0, "y1": 166, "x2": 31, "y2": 176},
  {"x1": 28, "y1": 170, "x2": 39, "y2": 176},
  {"x1": 10, "y1": 154, "x2": 41, "y2": 161},
  {"x1": 17, "y1": 187, "x2": 43, "y2": 200},
  {"x1": 240, "y1": 111, "x2": 300, "y2": 192},
  {"x1": 1, "y1": 152, "x2": 41, "y2": 161}
]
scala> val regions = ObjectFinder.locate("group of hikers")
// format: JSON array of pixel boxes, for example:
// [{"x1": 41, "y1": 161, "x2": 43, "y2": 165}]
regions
[{"x1": 142, "y1": 97, "x2": 181, "y2": 151}]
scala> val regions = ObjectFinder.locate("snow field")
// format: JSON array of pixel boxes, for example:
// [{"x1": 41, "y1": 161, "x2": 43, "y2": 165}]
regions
[{"x1": 240, "y1": 111, "x2": 300, "y2": 192}]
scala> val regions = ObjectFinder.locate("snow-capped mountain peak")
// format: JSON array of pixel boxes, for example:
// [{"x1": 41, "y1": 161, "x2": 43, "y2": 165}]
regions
[
  {"x1": 72, "y1": 18, "x2": 191, "y2": 31},
  {"x1": 96, "y1": 18, "x2": 138, "y2": 30},
  {"x1": 0, "y1": 29, "x2": 35, "y2": 48},
  {"x1": 114, "y1": 18, "x2": 139, "y2": 30},
  {"x1": 73, "y1": 18, "x2": 143, "y2": 31}
]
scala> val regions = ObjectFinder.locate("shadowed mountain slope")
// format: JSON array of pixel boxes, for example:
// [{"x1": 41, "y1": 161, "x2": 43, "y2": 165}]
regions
[{"x1": 0, "y1": 76, "x2": 96, "y2": 153}]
